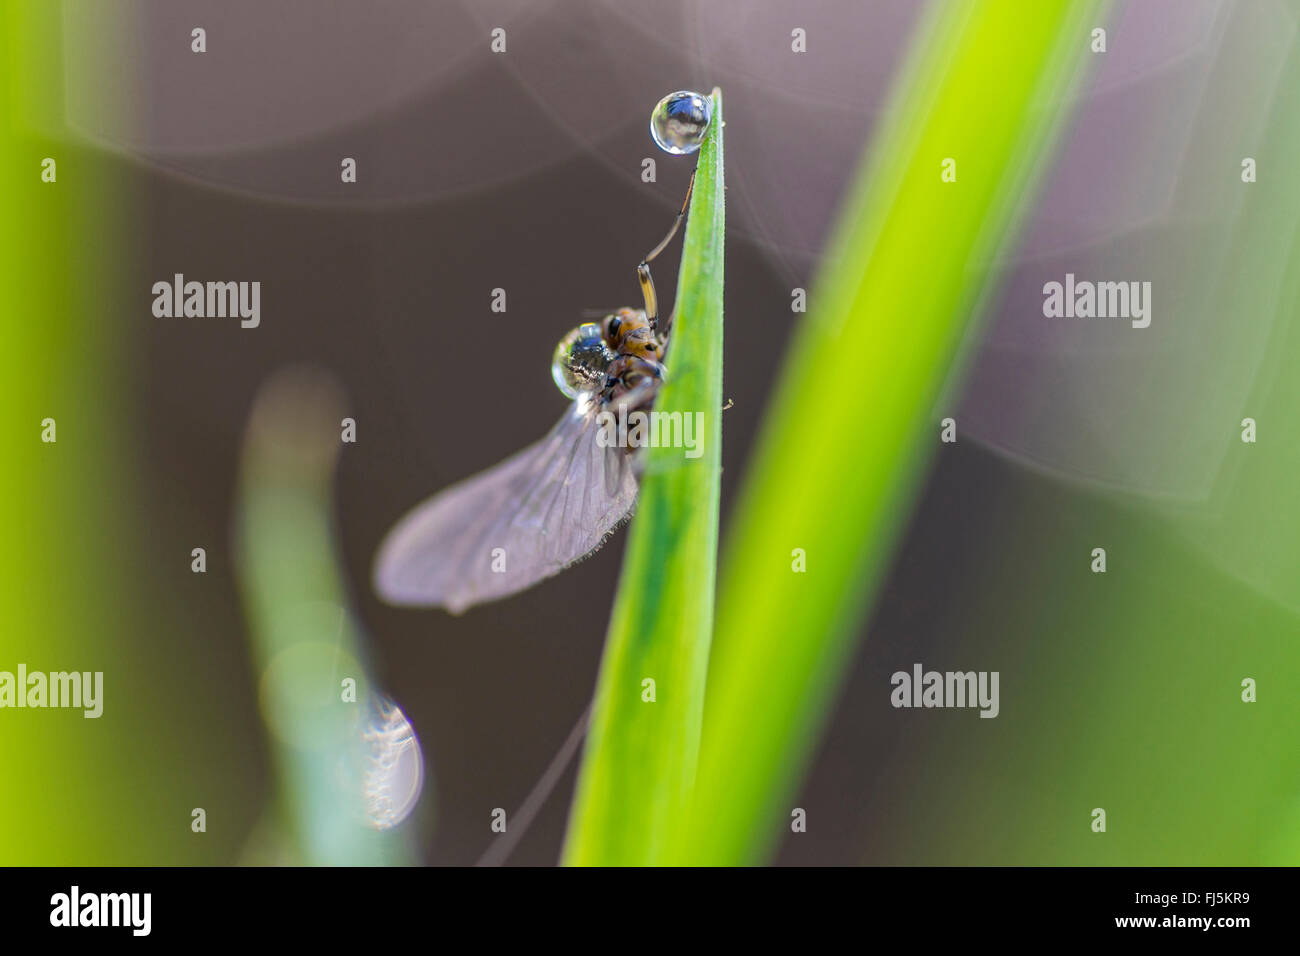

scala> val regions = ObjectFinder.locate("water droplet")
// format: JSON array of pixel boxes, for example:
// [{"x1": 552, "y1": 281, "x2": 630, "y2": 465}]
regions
[
  {"x1": 360, "y1": 696, "x2": 424, "y2": 831},
  {"x1": 650, "y1": 91, "x2": 712, "y2": 155},
  {"x1": 551, "y1": 322, "x2": 613, "y2": 398}
]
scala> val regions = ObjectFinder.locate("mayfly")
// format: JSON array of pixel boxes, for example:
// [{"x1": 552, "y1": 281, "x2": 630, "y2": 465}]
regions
[{"x1": 374, "y1": 92, "x2": 712, "y2": 614}]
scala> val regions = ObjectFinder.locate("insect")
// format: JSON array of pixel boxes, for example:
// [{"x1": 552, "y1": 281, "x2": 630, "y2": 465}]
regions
[{"x1": 373, "y1": 168, "x2": 699, "y2": 614}]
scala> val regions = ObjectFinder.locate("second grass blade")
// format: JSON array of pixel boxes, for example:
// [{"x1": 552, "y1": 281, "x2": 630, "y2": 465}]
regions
[{"x1": 669, "y1": 3, "x2": 1102, "y2": 864}]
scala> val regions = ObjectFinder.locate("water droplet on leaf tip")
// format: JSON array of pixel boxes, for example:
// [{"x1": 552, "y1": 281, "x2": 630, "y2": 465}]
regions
[{"x1": 650, "y1": 91, "x2": 711, "y2": 155}]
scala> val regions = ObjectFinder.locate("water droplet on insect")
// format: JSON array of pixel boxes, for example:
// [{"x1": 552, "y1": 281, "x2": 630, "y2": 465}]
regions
[
  {"x1": 650, "y1": 91, "x2": 711, "y2": 155},
  {"x1": 552, "y1": 322, "x2": 612, "y2": 399}
]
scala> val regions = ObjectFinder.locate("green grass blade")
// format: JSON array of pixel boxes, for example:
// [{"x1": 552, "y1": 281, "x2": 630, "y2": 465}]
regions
[
  {"x1": 669, "y1": 3, "x2": 1102, "y2": 865},
  {"x1": 562, "y1": 88, "x2": 725, "y2": 866},
  {"x1": 236, "y1": 371, "x2": 415, "y2": 865}
]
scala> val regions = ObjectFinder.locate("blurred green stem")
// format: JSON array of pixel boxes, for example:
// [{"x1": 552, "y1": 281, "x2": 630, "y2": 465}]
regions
[{"x1": 668, "y1": 1, "x2": 1103, "y2": 864}]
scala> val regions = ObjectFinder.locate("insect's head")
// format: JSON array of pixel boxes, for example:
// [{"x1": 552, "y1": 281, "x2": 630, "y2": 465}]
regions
[
  {"x1": 601, "y1": 307, "x2": 638, "y2": 344},
  {"x1": 551, "y1": 322, "x2": 615, "y2": 399},
  {"x1": 602, "y1": 307, "x2": 660, "y2": 362}
]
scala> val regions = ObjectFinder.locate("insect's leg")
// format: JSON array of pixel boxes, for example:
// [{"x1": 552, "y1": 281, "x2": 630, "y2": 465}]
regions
[
  {"x1": 475, "y1": 702, "x2": 592, "y2": 867},
  {"x1": 606, "y1": 354, "x2": 665, "y2": 394},
  {"x1": 608, "y1": 380, "x2": 662, "y2": 440},
  {"x1": 639, "y1": 168, "x2": 697, "y2": 341},
  {"x1": 644, "y1": 168, "x2": 696, "y2": 266},
  {"x1": 636, "y1": 264, "x2": 658, "y2": 335},
  {"x1": 604, "y1": 355, "x2": 664, "y2": 429}
]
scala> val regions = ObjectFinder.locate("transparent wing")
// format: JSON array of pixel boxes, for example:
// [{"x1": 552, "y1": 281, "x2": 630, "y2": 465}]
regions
[{"x1": 373, "y1": 396, "x2": 637, "y2": 613}]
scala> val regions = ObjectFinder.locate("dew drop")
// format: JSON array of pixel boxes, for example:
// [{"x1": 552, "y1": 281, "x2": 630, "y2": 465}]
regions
[
  {"x1": 360, "y1": 695, "x2": 424, "y2": 831},
  {"x1": 551, "y1": 322, "x2": 612, "y2": 398},
  {"x1": 650, "y1": 91, "x2": 712, "y2": 155}
]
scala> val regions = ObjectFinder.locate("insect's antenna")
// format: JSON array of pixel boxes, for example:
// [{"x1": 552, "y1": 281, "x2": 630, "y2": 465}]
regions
[
  {"x1": 638, "y1": 167, "x2": 697, "y2": 340},
  {"x1": 475, "y1": 702, "x2": 592, "y2": 867}
]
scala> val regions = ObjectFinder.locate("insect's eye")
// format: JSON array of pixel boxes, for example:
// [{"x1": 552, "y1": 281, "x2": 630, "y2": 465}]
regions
[
  {"x1": 551, "y1": 323, "x2": 613, "y2": 399},
  {"x1": 607, "y1": 315, "x2": 622, "y2": 338}
]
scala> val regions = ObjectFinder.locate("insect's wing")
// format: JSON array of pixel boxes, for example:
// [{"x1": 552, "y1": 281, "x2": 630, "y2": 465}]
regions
[{"x1": 373, "y1": 398, "x2": 637, "y2": 613}]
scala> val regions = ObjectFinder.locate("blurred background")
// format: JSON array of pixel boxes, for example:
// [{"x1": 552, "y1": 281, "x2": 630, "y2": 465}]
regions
[{"x1": 2, "y1": 0, "x2": 1297, "y2": 864}]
